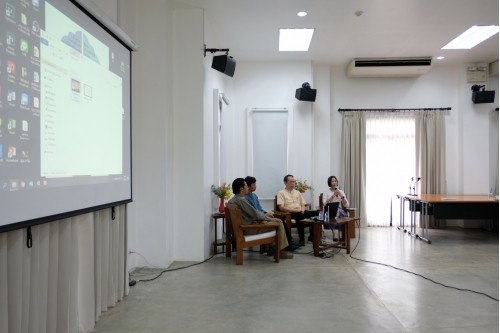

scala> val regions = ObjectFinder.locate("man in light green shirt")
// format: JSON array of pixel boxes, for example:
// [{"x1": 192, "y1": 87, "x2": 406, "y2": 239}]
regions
[{"x1": 228, "y1": 178, "x2": 292, "y2": 259}]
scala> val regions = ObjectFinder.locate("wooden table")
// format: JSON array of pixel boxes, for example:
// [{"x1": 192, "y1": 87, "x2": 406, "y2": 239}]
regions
[
  {"x1": 397, "y1": 194, "x2": 499, "y2": 244},
  {"x1": 212, "y1": 213, "x2": 226, "y2": 254},
  {"x1": 302, "y1": 217, "x2": 359, "y2": 257}
]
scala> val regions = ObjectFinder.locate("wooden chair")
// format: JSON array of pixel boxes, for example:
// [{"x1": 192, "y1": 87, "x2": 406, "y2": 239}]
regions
[
  {"x1": 273, "y1": 195, "x2": 312, "y2": 231},
  {"x1": 319, "y1": 193, "x2": 357, "y2": 238},
  {"x1": 224, "y1": 203, "x2": 281, "y2": 265}
]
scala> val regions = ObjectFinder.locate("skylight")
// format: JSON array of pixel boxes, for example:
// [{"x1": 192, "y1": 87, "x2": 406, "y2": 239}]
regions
[
  {"x1": 279, "y1": 28, "x2": 315, "y2": 51},
  {"x1": 442, "y1": 25, "x2": 499, "y2": 49}
]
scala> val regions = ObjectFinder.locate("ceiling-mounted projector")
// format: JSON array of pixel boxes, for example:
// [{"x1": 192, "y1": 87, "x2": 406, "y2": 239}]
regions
[{"x1": 295, "y1": 82, "x2": 316, "y2": 102}]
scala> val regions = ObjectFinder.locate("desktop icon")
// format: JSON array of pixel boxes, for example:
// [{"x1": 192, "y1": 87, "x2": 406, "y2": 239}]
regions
[
  {"x1": 21, "y1": 93, "x2": 28, "y2": 106},
  {"x1": 22, "y1": 150, "x2": 28, "y2": 158},
  {"x1": 21, "y1": 13, "x2": 26, "y2": 25},
  {"x1": 7, "y1": 32, "x2": 15, "y2": 46},
  {"x1": 7, "y1": 90, "x2": 15, "y2": 102},
  {"x1": 37, "y1": 181, "x2": 40, "y2": 186},
  {"x1": 0, "y1": 117, "x2": 2, "y2": 126},
  {"x1": 33, "y1": 71, "x2": 39, "y2": 83},
  {"x1": 22, "y1": 67, "x2": 27, "y2": 77},
  {"x1": 11, "y1": 180, "x2": 18, "y2": 189},
  {"x1": 34, "y1": 97, "x2": 39, "y2": 108},
  {"x1": 20, "y1": 39, "x2": 28, "y2": 53},
  {"x1": 29, "y1": 181, "x2": 33, "y2": 187},
  {"x1": 7, "y1": 61, "x2": 15, "y2": 74},
  {"x1": 32, "y1": 0, "x2": 39, "y2": 8},
  {"x1": 8, "y1": 118, "x2": 16, "y2": 129},
  {"x1": 22, "y1": 120, "x2": 28, "y2": 131},
  {"x1": 6, "y1": 3, "x2": 14, "y2": 18},
  {"x1": 33, "y1": 46, "x2": 39, "y2": 57},
  {"x1": 8, "y1": 146, "x2": 16, "y2": 157},
  {"x1": 21, "y1": 181, "x2": 25, "y2": 188},
  {"x1": 43, "y1": 180, "x2": 47, "y2": 186},
  {"x1": 32, "y1": 21, "x2": 39, "y2": 33}
]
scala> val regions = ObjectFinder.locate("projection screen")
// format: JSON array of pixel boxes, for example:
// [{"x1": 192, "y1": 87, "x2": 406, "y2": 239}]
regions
[{"x1": 0, "y1": 0, "x2": 133, "y2": 233}]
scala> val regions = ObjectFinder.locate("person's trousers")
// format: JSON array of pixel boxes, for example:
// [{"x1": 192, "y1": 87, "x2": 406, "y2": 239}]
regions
[
  {"x1": 290, "y1": 210, "x2": 319, "y2": 241},
  {"x1": 243, "y1": 221, "x2": 288, "y2": 250}
]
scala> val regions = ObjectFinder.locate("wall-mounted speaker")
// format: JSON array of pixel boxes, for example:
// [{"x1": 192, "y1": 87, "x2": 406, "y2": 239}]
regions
[
  {"x1": 212, "y1": 55, "x2": 236, "y2": 77},
  {"x1": 295, "y1": 87, "x2": 317, "y2": 102},
  {"x1": 472, "y1": 90, "x2": 495, "y2": 104}
]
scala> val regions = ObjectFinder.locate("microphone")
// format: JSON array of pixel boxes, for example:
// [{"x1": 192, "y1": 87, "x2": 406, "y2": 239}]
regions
[{"x1": 413, "y1": 177, "x2": 421, "y2": 195}]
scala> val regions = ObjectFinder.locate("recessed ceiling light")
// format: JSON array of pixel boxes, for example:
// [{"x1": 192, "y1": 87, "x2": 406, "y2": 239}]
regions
[
  {"x1": 442, "y1": 25, "x2": 499, "y2": 49},
  {"x1": 437, "y1": 56, "x2": 445, "y2": 60},
  {"x1": 279, "y1": 28, "x2": 315, "y2": 51},
  {"x1": 297, "y1": 12, "x2": 307, "y2": 17}
]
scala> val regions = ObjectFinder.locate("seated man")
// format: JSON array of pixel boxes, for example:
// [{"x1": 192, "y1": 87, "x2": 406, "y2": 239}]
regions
[
  {"x1": 277, "y1": 174, "x2": 319, "y2": 246},
  {"x1": 244, "y1": 176, "x2": 300, "y2": 250},
  {"x1": 228, "y1": 178, "x2": 293, "y2": 259}
]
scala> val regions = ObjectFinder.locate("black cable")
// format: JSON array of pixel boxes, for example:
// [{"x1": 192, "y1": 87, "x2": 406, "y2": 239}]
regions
[
  {"x1": 349, "y1": 221, "x2": 499, "y2": 302},
  {"x1": 136, "y1": 252, "x2": 221, "y2": 283}
]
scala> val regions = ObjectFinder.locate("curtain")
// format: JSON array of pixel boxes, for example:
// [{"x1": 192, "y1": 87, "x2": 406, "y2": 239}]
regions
[
  {"x1": 341, "y1": 111, "x2": 367, "y2": 227},
  {"x1": 366, "y1": 112, "x2": 415, "y2": 227},
  {"x1": 415, "y1": 110, "x2": 446, "y2": 227},
  {"x1": 415, "y1": 110, "x2": 446, "y2": 195},
  {"x1": 0, "y1": 205, "x2": 128, "y2": 333}
]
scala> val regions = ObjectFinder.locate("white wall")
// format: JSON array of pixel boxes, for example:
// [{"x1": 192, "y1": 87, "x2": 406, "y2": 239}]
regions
[
  {"x1": 123, "y1": 0, "x2": 174, "y2": 268},
  {"x1": 202, "y1": 14, "x2": 231, "y2": 255},
  {"x1": 231, "y1": 61, "x2": 314, "y2": 211}
]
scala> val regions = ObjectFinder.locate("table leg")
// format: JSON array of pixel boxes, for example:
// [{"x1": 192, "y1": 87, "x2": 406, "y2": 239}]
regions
[
  {"x1": 313, "y1": 223, "x2": 320, "y2": 257},
  {"x1": 213, "y1": 216, "x2": 218, "y2": 255},
  {"x1": 345, "y1": 222, "x2": 350, "y2": 254}
]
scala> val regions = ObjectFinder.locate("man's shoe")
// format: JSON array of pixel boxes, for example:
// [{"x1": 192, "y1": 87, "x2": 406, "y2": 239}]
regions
[
  {"x1": 291, "y1": 240, "x2": 301, "y2": 247},
  {"x1": 279, "y1": 251, "x2": 293, "y2": 259},
  {"x1": 298, "y1": 240, "x2": 305, "y2": 247},
  {"x1": 284, "y1": 244, "x2": 299, "y2": 251}
]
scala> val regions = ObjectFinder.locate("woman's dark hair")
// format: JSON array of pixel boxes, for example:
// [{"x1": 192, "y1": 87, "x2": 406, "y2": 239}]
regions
[
  {"x1": 232, "y1": 178, "x2": 246, "y2": 194},
  {"x1": 327, "y1": 176, "x2": 339, "y2": 187},
  {"x1": 283, "y1": 174, "x2": 294, "y2": 183},
  {"x1": 245, "y1": 176, "x2": 256, "y2": 187}
]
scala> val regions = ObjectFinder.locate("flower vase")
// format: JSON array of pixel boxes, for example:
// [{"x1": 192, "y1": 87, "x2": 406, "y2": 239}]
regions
[{"x1": 218, "y1": 198, "x2": 225, "y2": 213}]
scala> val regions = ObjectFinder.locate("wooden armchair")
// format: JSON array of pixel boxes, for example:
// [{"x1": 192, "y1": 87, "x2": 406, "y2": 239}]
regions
[
  {"x1": 273, "y1": 195, "x2": 312, "y2": 231},
  {"x1": 319, "y1": 193, "x2": 357, "y2": 238},
  {"x1": 224, "y1": 203, "x2": 281, "y2": 265}
]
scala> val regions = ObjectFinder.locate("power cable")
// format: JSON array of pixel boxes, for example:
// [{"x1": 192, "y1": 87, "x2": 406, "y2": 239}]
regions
[{"x1": 348, "y1": 221, "x2": 499, "y2": 302}]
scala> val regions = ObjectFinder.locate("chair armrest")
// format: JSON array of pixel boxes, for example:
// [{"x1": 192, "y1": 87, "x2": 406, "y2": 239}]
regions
[
  {"x1": 346, "y1": 208, "x2": 356, "y2": 211},
  {"x1": 240, "y1": 224, "x2": 280, "y2": 230}
]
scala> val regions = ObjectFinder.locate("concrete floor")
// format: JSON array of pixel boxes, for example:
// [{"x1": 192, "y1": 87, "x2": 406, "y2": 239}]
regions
[{"x1": 94, "y1": 227, "x2": 499, "y2": 333}]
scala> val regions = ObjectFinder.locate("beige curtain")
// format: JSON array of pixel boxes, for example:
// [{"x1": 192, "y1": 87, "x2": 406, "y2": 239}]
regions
[
  {"x1": 415, "y1": 111, "x2": 446, "y2": 227},
  {"x1": 341, "y1": 111, "x2": 367, "y2": 227},
  {"x1": 415, "y1": 110, "x2": 446, "y2": 194},
  {"x1": 0, "y1": 205, "x2": 128, "y2": 333}
]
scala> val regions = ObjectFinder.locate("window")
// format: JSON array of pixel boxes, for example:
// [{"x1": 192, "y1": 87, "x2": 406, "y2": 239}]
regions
[{"x1": 366, "y1": 113, "x2": 415, "y2": 226}]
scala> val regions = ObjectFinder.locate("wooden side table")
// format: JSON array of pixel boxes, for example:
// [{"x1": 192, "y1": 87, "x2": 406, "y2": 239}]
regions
[{"x1": 212, "y1": 213, "x2": 226, "y2": 254}]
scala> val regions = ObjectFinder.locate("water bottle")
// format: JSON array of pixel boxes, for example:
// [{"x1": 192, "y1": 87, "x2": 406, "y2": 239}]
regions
[
  {"x1": 324, "y1": 210, "x2": 329, "y2": 222},
  {"x1": 318, "y1": 210, "x2": 323, "y2": 220}
]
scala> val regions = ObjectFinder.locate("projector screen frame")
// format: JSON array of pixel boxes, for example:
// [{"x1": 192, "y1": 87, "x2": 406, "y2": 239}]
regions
[{"x1": 0, "y1": 0, "x2": 135, "y2": 234}]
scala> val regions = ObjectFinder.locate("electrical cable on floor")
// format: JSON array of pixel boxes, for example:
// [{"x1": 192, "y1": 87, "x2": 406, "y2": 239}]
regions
[{"x1": 348, "y1": 221, "x2": 499, "y2": 302}]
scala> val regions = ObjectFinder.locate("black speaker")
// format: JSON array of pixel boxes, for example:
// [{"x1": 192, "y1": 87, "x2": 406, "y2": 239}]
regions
[
  {"x1": 212, "y1": 55, "x2": 236, "y2": 77},
  {"x1": 295, "y1": 88, "x2": 317, "y2": 102},
  {"x1": 472, "y1": 90, "x2": 495, "y2": 104}
]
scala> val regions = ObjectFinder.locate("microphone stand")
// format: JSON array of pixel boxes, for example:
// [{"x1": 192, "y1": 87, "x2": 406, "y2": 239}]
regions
[{"x1": 407, "y1": 177, "x2": 415, "y2": 196}]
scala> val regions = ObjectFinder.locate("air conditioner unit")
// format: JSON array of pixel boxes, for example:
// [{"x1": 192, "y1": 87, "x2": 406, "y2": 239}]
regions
[{"x1": 347, "y1": 58, "x2": 433, "y2": 78}]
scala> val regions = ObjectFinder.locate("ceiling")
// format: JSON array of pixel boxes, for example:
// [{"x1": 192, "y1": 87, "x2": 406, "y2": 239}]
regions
[{"x1": 173, "y1": 0, "x2": 499, "y2": 67}]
